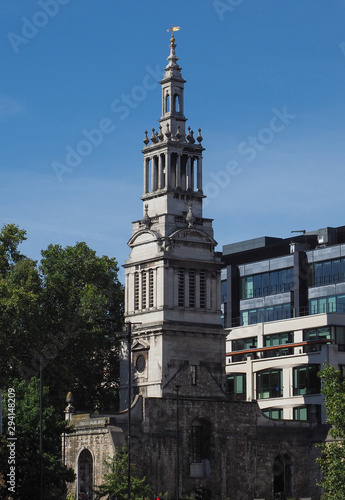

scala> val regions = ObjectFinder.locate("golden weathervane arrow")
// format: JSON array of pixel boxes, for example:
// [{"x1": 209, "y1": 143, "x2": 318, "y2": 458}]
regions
[{"x1": 167, "y1": 25, "x2": 180, "y2": 33}]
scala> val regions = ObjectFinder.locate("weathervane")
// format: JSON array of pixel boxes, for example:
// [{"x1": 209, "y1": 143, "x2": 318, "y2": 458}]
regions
[{"x1": 167, "y1": 25, "x2": 180, "y2": 43}]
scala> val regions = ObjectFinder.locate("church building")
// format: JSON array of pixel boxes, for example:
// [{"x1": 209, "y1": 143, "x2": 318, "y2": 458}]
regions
[{"x1": 63, "y1": 31, "x2": 327, "y2": 500}]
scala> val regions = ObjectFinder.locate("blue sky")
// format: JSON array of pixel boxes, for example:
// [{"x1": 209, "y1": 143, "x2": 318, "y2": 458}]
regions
[{"x1": 2, "y1": 0, "x2": 345, "y2": 281}]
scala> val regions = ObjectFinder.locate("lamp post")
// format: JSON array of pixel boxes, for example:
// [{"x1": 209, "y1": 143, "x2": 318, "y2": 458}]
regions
[
  {"x1": 175, "y1": 384, "x2": 180, "y2": 500},
  {"x1": 123, "y1": 320, "x2": 141, "y2": 500},
  {"x1": 126, "y1": 321, "x2": 132, "y2": 500}
]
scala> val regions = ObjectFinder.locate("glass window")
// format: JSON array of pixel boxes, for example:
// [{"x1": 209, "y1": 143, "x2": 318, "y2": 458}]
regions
[
  {"x1": 257, "y1": 369, "x2": 282, "y2": 399},
  {"x1": 328, "y1": 296, "x2": 336, "y2": 313},
  {"x1": 293, "y1": 365, "x2": 320, "y2": 396},
  {"x1": 244, "y1": 276, "x2": 254, "y2": 299},
  {"x1": 309, "y1": 299, "x2": 318, "y2": 315},
  {"x1": 286, "y1": 267, "x2": 295, "y2": 289},
  {"x1": 241, "y1": 310, "x2": 249, "y2": 326},
  {"x1": 283, "y1": 303, "x2": 291, "y2": 319},
  {"x1": 310, "y1": 258, "x2": 345, "y2": 287},
  {"x1": 232, "y1": 337, "x2": 257, "y2": 351},
  {"x1": 264, "y1": 332, "x2": 293, "y2": 358},
  {"x1": 248, "y1": 309, "x2": 258, "y2": 325},
  {"x1": 304, "y1": 327, "x2": 332, "y2": 342},
  {"x1": 240, "y1": 303, "x2": 292, "y2": 325},
  {"x1": 337, "y1": 295, "x2": 345, "y2": 314},
  {"x1": 270, "y1": 271, "x2": 279, "y2": 294},
  {"x1": 221, "y1": 280, "x2": 227, "y2": 304},
  {"x1": 278, "y1": 269, "x2": 287, "y2": 292},
  {"x1": 265, "y1": 332, "x2": 291, "y2": 347},
  {"x1": 332, "y1": 259, "x2": 341, "y2": 282},
  {"x1": 293, "y1": 406, "x2": 308, "y2": 421},
  {"x1": 323, "y1": 261, "x2": 332, "y2": 284},
  {"x1": 232, "y1": 337, "x2": 257, "y2": 362},
  {"x1": 309, "y1": 295, "x2": 345, "y2": 315},
  {"x1": 253, "y1": 274, "x2": 262, "y2": 297},
  {"x1": 314, "y1": 262, "x2": 323, "y2": 286},
  {"x1": 274, "y1": 304, "x2": 283, "y2": 320},
  {"x1": 227, "y1": 373, "x2": 246, "y2": 401},
  {"x1": 262, "y1": 408, "x2": 283, "y2": 420},
  {"x1": 319, "y1": 298, "x2": 327, "y2": 314},
  {"x1": 336, "y1": 326, "x2": 345, "y2": 351},
  {"x1": 294, "y1": 405, "x2": 321, "y2": 423},
  {"x1": 262, "y1": 272, "x2": 270, "y2": 294},
  {"x1": 240, "y1": 269, "x2": 294, "y2": 299}
]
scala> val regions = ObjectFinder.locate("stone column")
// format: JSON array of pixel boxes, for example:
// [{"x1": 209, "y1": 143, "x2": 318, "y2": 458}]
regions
[
  {"x1": 187, "y1": 155, "x2": 192, "y2": 190},
  {"x1": 151, "y1": 156, "x2": 157, "y2": 192},
  {"x1": 176, "y1": 153, "x2": 181, "y2": 188},
  {"x1": 166, "y1": 152, "x2": 171, "y2": 188},
  {"x1": 143, "y1": 157, "x2": 149, "y2": 194},
  {"x1": 197, "y1": 156, "x2": 202, "y2": 191},
  {"x1": 158, "y1": 154, "x2": 164, "y2": 189}
]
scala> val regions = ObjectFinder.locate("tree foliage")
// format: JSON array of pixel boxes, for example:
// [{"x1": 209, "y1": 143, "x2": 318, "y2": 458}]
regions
[
  {"x1": 96, "y1": 447, "x2": 151, "y2": 500},
  {"x1": 317, "y1": 364, "x2": 345, "y2": 499},
  {"x1": 0, "y1": 223, "x2": 124, "y2": 412},
  {"x1": 0, "y1": 223, "x2": 124, "y2": 497},
  {"x1": 0, "y1": 378, "x2": 75, "y2": 499}
]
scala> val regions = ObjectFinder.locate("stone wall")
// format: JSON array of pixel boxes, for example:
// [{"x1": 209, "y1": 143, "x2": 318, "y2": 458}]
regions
[{"x1": 64, "y1": 396, "x2": 326, "y2": 500}]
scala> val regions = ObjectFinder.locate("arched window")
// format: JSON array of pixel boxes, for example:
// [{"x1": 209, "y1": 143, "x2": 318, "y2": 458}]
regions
[
  {"x1": 173, "y1": 93, "x2": 180, "y2": 112},
  {"x1": 78, "y1": 448, "x2": 93, "y2": 499},
  {"x1": 165, "y1": 94, "x2": 170, "y2": 113},
  {"x1": 273, "y1": 454, "x2": 293, "y2": 498}
]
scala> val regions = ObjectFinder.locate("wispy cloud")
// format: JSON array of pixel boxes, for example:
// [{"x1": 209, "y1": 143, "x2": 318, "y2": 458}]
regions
[{"x1": 0, "y1": 95, "x2": 25, "y2": 117}]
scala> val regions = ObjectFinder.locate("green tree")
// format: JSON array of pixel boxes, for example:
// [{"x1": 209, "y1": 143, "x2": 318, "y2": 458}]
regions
[
  {"x1": 96, "y1": 447, "x2": 151, "y2": 500},
  {"x1": 0, "y1": 378, "x2": 75, "y2": 499},
  {"x1": 38, "y1": 241, "x2": 124, "y2": 411},
  {"x1": 0, "y1": 224, "x2": 124, "y2": 496},
  {"x1": 317, "y1": 364, "x2": 345, "y2": 499},
  {"x1": 0, "y1": 224, "x2": 124, "y2": 411},
  {"x1": 0, "y1": 223, "x2": 27, "y2": 275},
  {"x1": 0, "y1": 224, "x2": 45, "y2": 401}
]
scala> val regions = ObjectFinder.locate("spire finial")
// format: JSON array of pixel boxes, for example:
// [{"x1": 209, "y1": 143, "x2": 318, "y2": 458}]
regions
[{"x1": 167, "y1": 25, "x2": 180, "y2": 44}]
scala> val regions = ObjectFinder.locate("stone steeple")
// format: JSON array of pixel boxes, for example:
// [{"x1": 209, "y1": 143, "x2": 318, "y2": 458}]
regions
[
  {"x1": 121, "y1": 31, "x2": 225, "y2": 408},
  {"x1": 158, "y1": 31, "x2": 187, "y2": 138}
]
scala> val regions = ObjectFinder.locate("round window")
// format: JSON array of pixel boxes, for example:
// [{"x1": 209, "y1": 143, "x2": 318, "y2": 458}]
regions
[{"x1": 136, "y1": 355, "x2": 146, "y2": 373}]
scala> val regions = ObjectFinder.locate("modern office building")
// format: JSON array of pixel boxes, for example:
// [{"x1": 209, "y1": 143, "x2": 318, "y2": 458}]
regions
[{"x1": 223, "y1": 226, "x2": 345, "y2": 423}]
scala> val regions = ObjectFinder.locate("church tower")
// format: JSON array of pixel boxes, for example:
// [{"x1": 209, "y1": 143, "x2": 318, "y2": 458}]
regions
[{"x1": 122, "y1": 31, "x2": 225, "y2": 406}]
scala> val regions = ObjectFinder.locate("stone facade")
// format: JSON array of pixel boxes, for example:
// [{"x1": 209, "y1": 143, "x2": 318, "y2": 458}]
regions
[{"x1": 65, "y1": 396, "x2": 326, "y2": 499}]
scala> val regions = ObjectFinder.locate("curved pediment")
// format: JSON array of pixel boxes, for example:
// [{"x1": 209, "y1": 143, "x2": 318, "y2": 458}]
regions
[
  {"x1": 169, "y1": 227, "x2": 217, "y2": 247},
  {"x1": 127, "y1": 229, "x2": 162, "y2": 248}
]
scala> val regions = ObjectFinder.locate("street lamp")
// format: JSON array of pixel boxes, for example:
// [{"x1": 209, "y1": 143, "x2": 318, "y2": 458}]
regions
[
  {"x1": 124, "y1": 320, "x2": 141, "y2": 500},
  {"x1": 175, "y1": 384, "x2": 180, "y2": 500},
  {"x1": 126, "y1": 321, "x2": 132, "y2": 500}
]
